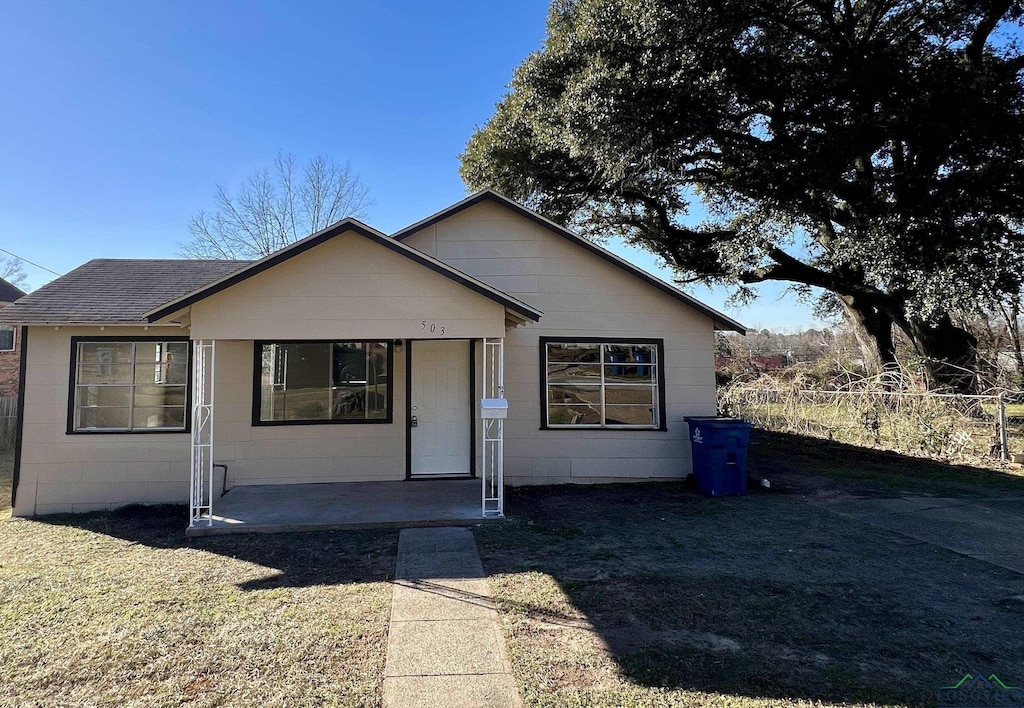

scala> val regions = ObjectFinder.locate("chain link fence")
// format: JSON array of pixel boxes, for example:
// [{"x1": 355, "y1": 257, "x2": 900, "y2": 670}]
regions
[{"x1": 720, "y1": 378, "x2": 1023, "y2": 469}]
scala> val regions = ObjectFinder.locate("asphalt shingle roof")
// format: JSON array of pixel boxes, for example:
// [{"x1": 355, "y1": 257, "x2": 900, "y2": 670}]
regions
[
  {"x1": 0, "y1": 277, "x2": 26, "y2": 303},
  {"x1": 0, "y1": 259, "x2": 248, "y2": 324}
]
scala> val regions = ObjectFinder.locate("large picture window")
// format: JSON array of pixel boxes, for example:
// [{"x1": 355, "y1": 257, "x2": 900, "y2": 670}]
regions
[
  {"x1": 542, "y1": 338, "x2": 665, "y2": 429},
  {"x1": 71, "y1": 339, "x2": 189, "y2": 432},
  {"x1": 256, "y1": 341, "x2": 392, "y2": 424}
]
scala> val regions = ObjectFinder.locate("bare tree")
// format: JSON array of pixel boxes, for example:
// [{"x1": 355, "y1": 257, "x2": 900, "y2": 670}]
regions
[
  {"x1": 0, "y1": 257, "x2": 28, "y2": 291},
  {"x1": 181, "y1": 153, "x2": 373, "y2": 260}
]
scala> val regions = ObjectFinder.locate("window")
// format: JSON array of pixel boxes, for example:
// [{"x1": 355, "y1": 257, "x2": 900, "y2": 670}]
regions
[
  {"x1": 0, "y1": 325, "x2": 13, "y2": 352},
  {"x1": 256, "y1": 341, "x2": 392, "y2": 424},
  {"x1": 71, "y1": 339, "x2": 189, "y2": 432},
  {"x1": 542, "y1": 338, "x2": 664, "y2": 429}
]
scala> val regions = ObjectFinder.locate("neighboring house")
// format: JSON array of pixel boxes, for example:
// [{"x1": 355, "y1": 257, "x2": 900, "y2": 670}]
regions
[
  {"x1": 0, "y1": 191, "x2": 744, "y2": 524},
  {"x1": 0, "y1": 277, "x2": 27, "y2": 398}
]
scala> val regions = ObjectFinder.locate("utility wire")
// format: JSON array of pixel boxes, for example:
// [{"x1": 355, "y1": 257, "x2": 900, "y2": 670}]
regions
[{"x1": 0, "y1": 247, "x2": 63, "y2": 276}]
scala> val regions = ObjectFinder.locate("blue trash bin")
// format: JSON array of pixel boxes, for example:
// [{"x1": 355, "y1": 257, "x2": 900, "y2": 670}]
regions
[{"x1": 684, "y1": 417, "x2": 753, "y2": 496}]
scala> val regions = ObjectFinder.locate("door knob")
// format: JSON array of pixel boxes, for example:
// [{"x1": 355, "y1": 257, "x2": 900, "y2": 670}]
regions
[{"x1": 410, "y1": 415, "x2": 418, "y2": 428}]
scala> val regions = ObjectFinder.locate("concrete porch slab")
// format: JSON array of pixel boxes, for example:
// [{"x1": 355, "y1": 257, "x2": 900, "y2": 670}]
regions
[{"x1": 185, "y1": 479, "x2": 501, "y2": 537}]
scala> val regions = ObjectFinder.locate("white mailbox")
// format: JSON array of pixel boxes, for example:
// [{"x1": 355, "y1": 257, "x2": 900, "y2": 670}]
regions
[{"x1": 480, "y1": 398, "x2": 509, "y2": 419}]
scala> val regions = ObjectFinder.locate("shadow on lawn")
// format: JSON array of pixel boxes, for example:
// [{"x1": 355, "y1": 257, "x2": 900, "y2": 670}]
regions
[
  {"x1": 750, "y1": 430, "x2": 1024, "y2": 497},
  {"x1": 37, "y1": 504, "x2": 398, "y2": 590},
  {"x1": 473, "y1": 440, "x2": 1024, "y2": 706}
]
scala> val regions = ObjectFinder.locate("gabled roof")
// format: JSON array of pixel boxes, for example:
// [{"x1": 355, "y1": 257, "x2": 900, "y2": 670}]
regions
[
  {"x1": 145, "y1": 217, "x2": 543, "y2": 323},
  {"x1": 392, "y1": 190, "x2": 746, "y2": 334},
  {"x1": 0, "y1": 260, "x2": 247, "y2": 325},
  {"x1": 0, "y1": 277, "x2": 25, "y2": 304}
]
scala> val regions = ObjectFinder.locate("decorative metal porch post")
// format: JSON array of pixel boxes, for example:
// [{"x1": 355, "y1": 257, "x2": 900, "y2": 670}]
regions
[
  {"x1": 480, "y1": 337, "x2": 505, "y2": 516},
  {"x1": 189, "y1": 339, "x2": 215, "y2": 527}
]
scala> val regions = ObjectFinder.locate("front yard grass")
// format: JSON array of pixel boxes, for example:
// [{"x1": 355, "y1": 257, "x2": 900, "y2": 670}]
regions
[
  {"x1": 6, "y1": 434, "x2": 1024, "y2": 706},
  {"x1": 475, "y1": 436, "x2": 1024, "y2": 707},
  {"x1": 0, "y1": 456, "x2": 398, "y2": 706}
]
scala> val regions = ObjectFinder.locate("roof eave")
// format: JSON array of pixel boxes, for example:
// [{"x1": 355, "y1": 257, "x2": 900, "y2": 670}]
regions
[
  {"x1": 0, "y1": 320, "x2": 184, "y2": 328},
  {"x1": 144, "y1": 216, "x2": 543, "y2": 324}
]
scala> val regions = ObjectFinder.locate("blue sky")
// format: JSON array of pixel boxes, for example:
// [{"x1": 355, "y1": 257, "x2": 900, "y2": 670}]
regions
[{"x1": 0, "y1": 0, "x2": 822, "y2": 331}]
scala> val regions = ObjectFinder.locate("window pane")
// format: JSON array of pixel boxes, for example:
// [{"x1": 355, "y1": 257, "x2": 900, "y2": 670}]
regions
[
  {"x1": 605, "y1": 344, "x2": 656, "y2": 364},
  {"x1": 132, "y1": 407, "x2": 186, "y2": 429},
  {"x1": 548, "y1": 384, "x2": 601, "y2": 406},
  {"x1": 133, "y1": 342, "x2": 189, "y2": 384},
  {"x1": 77, "y1": 363, "x2": 133, "y2": 384},
  {"x1": 547, "y1": 362, "x2": 600, "y2": 383},
  {"x1": 134, "y1": 342, "x2": 161, "y2": 363},
  {"x1": 260, "y1": 341, "x2": 390, "y2": 423},
  {"x1": 76, "y1": 406, "x2": 130, "y2": 430},
  {"x1": 547, "y1": 343, "x2": 600, "y2": 363},
  {"x1": 134, "y1": 385, "x2": 186, "y2": 407},
  {"x1": 604, "y1": 364, "x2": 656, "y2": 383},
  {"x1": 605, "y1": 385, "x2": 655, "y2": 406},
  {"x1": 0, "y1": 326, "x2": 13, "y2": 351},
  {"x1": 78, "y1": 343, "x2": 133, "y2": 384},
  {"x1": 605, "y1": 405, "x2": 657, "y2": 426},
  {"x1": 548, "y1": 405, "x2": 602, "y2": 426},
  {"x1": 78, "y1": 385, "x2": 132, "y2": 408}
]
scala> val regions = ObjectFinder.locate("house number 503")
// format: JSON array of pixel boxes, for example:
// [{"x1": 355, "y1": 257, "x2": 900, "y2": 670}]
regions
[{"x1": 421, "y1": 321, "x2": 446, "y2": 335}]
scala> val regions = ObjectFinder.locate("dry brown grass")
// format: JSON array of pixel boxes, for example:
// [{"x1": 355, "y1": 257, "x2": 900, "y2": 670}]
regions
[
  {"x1": 0, "y1": 456, "x2": 397, "y2": 707},
  {"x1": 0, "y1": 450, "x2": 12, "y2": 520}
]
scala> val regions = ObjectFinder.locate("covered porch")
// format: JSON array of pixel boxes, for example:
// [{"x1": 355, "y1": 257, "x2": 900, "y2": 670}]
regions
[
  {"x1": 137, "y1": 219, "x2": 541, "y2": 535},
  {"x1": 185, "y1": 336, "x2": 511, "y2": 535},
  {"x1": 184, "y1": 478, "x2": 495, "y2": 537}
]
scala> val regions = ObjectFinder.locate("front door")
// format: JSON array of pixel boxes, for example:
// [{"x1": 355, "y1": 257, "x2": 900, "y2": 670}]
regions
[{"x1": 409, "y1": 340, "x2": 473, "y2": 477}]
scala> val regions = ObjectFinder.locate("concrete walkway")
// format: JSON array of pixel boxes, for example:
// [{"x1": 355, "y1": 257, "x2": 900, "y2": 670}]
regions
[
  {"x1": 383, "y1": 527, "x2": 521, "y2": 708},
  {"x1": 824, "y1": 495, "x2": 1024, "y2": 575}
]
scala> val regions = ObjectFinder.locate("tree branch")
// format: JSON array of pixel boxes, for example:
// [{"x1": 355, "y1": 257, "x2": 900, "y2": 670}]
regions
[{"x1": 965, "y1": 0, "x2": 1013, "y2": 67}]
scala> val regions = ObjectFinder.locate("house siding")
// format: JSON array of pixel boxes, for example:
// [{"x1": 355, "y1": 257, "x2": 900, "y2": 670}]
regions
[
  {"x1": 402, "y1": 199, "x2": 718, "y2": 485},
  {"x1": 188, "y1": 230, "x2": 507, "y2": 341},
  {"x1": 13, "y1": 326, "x2": 191, "y2": 516}
]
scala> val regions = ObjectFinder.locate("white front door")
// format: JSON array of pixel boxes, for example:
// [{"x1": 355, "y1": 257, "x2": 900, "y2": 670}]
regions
[{"x1": 410, "y1": 340, "x2": 473, "y2": 477}]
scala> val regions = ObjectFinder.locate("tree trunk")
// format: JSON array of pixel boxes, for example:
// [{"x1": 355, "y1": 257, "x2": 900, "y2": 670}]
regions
[
  {"x1": 903, "y1": 313, "x2": 979, "y2": 392},
  {"x1": 996, "y1": 296, "x2": 1024, "y2": 379},
  {"x1": 838, "y1": 295, "x2": 897, "y2": 375}
]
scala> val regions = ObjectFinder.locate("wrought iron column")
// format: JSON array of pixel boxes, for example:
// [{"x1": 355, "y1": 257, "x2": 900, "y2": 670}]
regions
[
  {"x1": 481, "y1": 337, "x2": 505, "y2": 516},
  {"x1": 189, "y1": 339, "x2": 215, "y2": 527}
]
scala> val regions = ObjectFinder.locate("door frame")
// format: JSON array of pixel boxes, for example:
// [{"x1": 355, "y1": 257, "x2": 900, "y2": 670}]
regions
[{"x1": 405, "y1": 338, "x2": 476, "y2": 480}]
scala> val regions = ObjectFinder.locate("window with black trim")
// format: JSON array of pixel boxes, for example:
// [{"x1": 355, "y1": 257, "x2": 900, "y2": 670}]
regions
[
  {"x1": 543, "y1": 339, "x2": 663, "y2": 429},
  {"x1": 256, "y1": 341, "x2": 392, "y2": 424},
  {"x1": 72, "y1": 339, "x2": 189, "y2": 432},
  {"x1": 0, "y1": 325, "x2": 14, "y2": 352}
]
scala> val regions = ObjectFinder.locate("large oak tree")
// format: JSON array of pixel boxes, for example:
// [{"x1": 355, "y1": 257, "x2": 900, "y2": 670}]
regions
[{"x1": 462, "y1": 0, "x2": 1024, "y2": 390}]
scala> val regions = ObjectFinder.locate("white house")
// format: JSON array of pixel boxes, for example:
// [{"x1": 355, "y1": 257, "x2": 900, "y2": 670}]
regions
[{"x1": 1, "y1": 191, "x2": 744, "y2": 533}]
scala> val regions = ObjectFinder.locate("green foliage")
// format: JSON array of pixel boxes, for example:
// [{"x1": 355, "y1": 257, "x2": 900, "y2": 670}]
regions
[{"x1": 463, "y1": 0, "x2": 1024, "y2": 383}]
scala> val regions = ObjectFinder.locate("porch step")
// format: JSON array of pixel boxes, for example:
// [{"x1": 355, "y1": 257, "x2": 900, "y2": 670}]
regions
[
  {"x1": 185, "y1": 514, "x2": 504, "y2": 537},
  {"x1": 183, "y1": 479, "x2": 501, "y2": 537}
]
